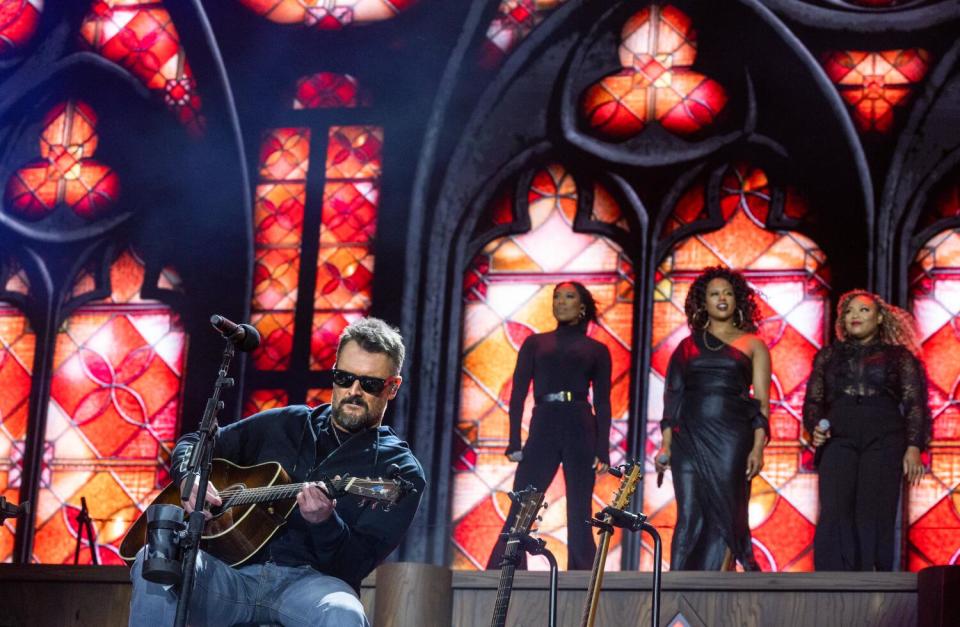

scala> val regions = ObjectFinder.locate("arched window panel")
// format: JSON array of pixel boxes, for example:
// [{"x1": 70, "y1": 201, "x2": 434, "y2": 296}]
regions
[
  {"x1": 250, "y1": 127, "x2": 311, "y2": 371},
  {"x1": 0, "y1": 291, "x2": 34, "y2": 563},
  {"x1": 34, "y1": 250, "x2": 186, "y2": 564},
  {"x1": 479, "y1": 0, "x2": 569, "y2": 69},
  {"x1": 644, "y1": 163, "x2": 829, "y2": 572},
  {"x1": 452, "y1": 163, "x2": 635, "y2": 571},
  {"x1": 310, "y1": 125, "x2": 382, "y2": 371},
  {"x1": 235, "y1": 0, "x2": 416, "y2": 29},
  {"x1": 79, "y1": 0, "x2": 204, "y2": 134},
  {"x1": 0, "y1": 0, "x2": 43, "y2": 58},
  {"x1": 3, "y1": 100, "x2": 121, "y2": 224},
  {"x1": 580, "y1": 4, "x2": 728, "y2": 141},
  {"x1": 908, "y1": 219, "x2": 960, "y2": 570},
  {"x1": 293, "y1": 72, "x2": 369, "y2": 110},
  {"x1": 820, "y1": 49, "x2": 931, "y2": 134}
]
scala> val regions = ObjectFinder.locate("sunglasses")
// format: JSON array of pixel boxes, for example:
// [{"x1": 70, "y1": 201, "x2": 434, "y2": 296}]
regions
[{"x1": 331, "y1": 368, "x2": 393, "y2": 395}]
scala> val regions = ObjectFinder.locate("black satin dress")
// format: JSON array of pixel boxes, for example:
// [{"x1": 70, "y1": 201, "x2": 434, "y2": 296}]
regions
[{"x1": 662, "y1": 331, "x2": 767, "y2": 570}]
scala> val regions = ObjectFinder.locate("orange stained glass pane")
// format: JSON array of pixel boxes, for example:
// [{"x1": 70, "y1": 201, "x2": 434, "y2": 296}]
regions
[
  {"x1": 243, "y1": 389, "x2": 289, "y2": 417},
  {"x1": 251, "y1": 129, "x2": 311, "y2": 372},
  {"x1": 908, "y1": 227, "x2": 960, "y2": 570},
  {"x1": 3, "y1": 259, "x2": 30, "y2": 295},
  {"x1": 580, "y1": 4, "x2": 727, "y2": 140},
  {"x1": 293, "y1": 72, "x2": 368, "y2": 109},
  {"x1": 314, "y1": 246, "x2": 374, "y2": 311},
  {"x1": 36, "y1": 251, "x2": 185, "y2": 564},
  {"x1": 821, "y1": 49, "x2": 930, "y2": 133},
  {"x1": 453, "y1": 165, "x2": 635, "y2": 571},
  {"x1": 79, "y1": 1, "x2": 203, "y2": 133},
  {"x1": 325, "y1": 126, "x2": 382, "y2": 180},
  {"x1": 643, "y1": 164, "x2": 829, "y2": 572},
  {"x1": 319, "y1": 181, "x2": 378, "y2": 245},
  {"x1": 0, "y1": 302, "x2": 33, "y2": 563},
  {"x1": 236, "y1": 0, "x2": 416, "y2": 29},
  {"x1": 3, "y1": 100, "x2": 120, "y2": 222},
  {"x1": 480, "y1": 0, "x2": 569, "y2": 69},
  {"x1": 0, "y1": 0, "x2": 43, "y2": 58},
  {"x1": 254, "y1": 183, "x2": 306, "y2": 247}
]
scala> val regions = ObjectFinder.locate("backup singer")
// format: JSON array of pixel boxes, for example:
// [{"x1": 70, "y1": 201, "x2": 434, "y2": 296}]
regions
[
  {"x1": 128, "y1": 318, "x2": 425, "y2": 626},
  {"x1": 656, "y1": 267, "x2": 769, "y2": 571},
  {"x1": 487, "y1": 282, "x2": 612, "y2": 570},
  {"x1": 804, "y1": 290, "x2": 929, "y2": 571}
]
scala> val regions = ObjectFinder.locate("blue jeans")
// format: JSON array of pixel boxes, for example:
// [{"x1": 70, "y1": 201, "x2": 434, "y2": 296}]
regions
[{"x1": 129, "y1": 548, "x2": 369, "y2": 626}]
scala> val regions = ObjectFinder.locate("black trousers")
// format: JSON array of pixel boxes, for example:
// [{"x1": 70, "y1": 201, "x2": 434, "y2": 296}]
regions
[
  {"x1": 815, "y1": 397, "x2": 906, "y2": 571},
  {"x1": 487, "y1": 404, "x2": 598, "y2": 570}
]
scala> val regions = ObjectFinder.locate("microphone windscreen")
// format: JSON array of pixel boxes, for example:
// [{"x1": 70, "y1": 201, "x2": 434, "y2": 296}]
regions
[{"x1": 817, "y1": 418, "x2": 831, "y2": 431}]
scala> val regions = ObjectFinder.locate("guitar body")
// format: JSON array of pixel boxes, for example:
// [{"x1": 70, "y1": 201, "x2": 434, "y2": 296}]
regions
[{"x1": 119, "y1": 459, "x2": 296, "y2": 567}]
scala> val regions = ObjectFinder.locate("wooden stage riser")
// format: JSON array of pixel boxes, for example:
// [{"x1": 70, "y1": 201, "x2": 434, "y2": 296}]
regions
[{"x1": 0, "y1": 567, "x2": 920, "y2": 627}]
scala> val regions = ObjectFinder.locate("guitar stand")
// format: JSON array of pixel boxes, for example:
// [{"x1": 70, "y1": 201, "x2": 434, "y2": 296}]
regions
[
  {"x1": 516, "y1": 534, "x2": 558, "y2": 627},
  {"x1": 73, "y1": 496, "x2": 98, "y2": 565},
  {"x1": 593, "y1": 506, "x2": 663, "y2": 627}
]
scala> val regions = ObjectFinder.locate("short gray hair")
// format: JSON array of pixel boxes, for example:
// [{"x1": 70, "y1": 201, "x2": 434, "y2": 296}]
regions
[{"x1": 336, "y1": 317, "x2": 405, "y2": 374}]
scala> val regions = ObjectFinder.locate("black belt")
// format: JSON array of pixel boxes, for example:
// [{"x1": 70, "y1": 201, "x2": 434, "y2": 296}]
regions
[{"x1": 536, "y1": 391, "x2": 587, "y2": 404}]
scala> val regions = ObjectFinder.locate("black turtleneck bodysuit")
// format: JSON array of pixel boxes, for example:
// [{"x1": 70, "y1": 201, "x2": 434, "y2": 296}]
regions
[
  {"x1": 487, "y1": 324, "x2": 612, "y2": 570},
  {"x1": 803, "y1": 340, "x2": 931, "y2": 571}
]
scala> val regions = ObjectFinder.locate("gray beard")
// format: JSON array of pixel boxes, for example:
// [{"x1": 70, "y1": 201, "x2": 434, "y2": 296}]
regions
[{"x1": 332, "y1": 402, "x2": 377, "y2": 432}]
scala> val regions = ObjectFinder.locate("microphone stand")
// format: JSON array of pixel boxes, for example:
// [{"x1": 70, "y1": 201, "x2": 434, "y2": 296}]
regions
[
  {"x1": 594, "y1": 506, "x2": 663, "y2": 627},
  {"x1": 172, "y1": 337, "x2": 237, "y2": 627},
  {"x1": 517, "y1": 535, "x2": 558, "y2": 627}
]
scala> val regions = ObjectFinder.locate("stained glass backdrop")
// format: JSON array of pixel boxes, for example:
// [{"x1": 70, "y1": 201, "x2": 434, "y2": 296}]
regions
[
  {"x1": 452, "y1": 163, "x2": 635, "y2": 571},
  {"x1": 34, "y1": 250, "x2": 186, "y2": 564},
  {"x1": 644, "y1": 163, "x2": 829, "y2": 572},
  {"x1": 907, "y1": 181, "x2": 960, "y2": 569}
]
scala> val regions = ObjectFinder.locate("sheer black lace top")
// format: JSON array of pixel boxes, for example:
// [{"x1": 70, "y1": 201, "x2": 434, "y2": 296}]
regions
[{"x1": 802, "y1": 340, "x2": 931, "y2": 449}]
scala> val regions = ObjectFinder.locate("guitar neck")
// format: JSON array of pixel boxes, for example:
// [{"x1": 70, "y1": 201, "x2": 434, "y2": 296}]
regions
[
  {"x1": 225, "y1": 478, "x2": 348, "y2": 507},
  {"x1": 490, "y1": 560, "x2": 518, "y2": 627},
  {"x1": 580, "y1": 524, "x2": 613, "y2": 627}
]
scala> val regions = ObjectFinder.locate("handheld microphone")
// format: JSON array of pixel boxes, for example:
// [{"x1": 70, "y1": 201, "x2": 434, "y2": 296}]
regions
[
  {"x1": 655, "y1": 454, "x2": 670, "y2": 488},
  {"x1": 210, "y1": 314, "x2": 261, "y2": 352},
  {"x1": 813, "y1": 419, "x2": 831, "y2": 467},
  {"x1": 817, "y1": 418, "x2": 831, "y2": 433}
]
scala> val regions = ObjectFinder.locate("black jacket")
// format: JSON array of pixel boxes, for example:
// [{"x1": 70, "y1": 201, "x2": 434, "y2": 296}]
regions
[{"x1": 170, "y1": 404, "x2": 425, "y2": 591}]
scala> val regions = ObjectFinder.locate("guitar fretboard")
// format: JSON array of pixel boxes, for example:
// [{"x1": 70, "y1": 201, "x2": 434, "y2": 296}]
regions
[{"x1": 218, "y1": 478, "x2": 393, "y2": 508}]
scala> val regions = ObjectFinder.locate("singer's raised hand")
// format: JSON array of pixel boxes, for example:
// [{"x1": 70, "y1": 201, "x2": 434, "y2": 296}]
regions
[{"x1": 180, "y1": 476, "x2": 222, "y2": 520}]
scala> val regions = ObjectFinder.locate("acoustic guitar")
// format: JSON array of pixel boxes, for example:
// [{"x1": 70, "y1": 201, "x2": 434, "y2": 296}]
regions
[
  {"x1": 119, "y1": 458, "x2": 409, "y2": 566},
  {"x1": 580, "y1": 461, "x2": 642, "y2": 627},
  {"x1": 490, "y1": 486, "x2": 546, "y2": 627}
]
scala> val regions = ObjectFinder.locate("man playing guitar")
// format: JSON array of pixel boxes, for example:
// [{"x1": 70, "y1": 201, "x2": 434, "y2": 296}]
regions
[{"x1": 127, "y1": 317, "x2": 425, "y2": 627}]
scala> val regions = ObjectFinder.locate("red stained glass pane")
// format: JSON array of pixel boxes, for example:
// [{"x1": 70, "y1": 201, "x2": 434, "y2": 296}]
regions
[
  {"x1": 453, "y1": 163, "x2": 635, "y2": 571},
  {"x1": 581, "y1": 4, "x2": 727, "y2": 140},
  {"x1": 319, "y1": 181, "x2": 378, "y2": 244},
  {"x1": 293, "y1": 72, "x2": 368, "y2": 109},
  {"x1": 0, "y1": 0, "x2": 43, "y2": 57},
  {"x1": 35, "y1": 250, "x2": 186, "y2": 564},
  {"x1": 236, "y1": 0, "x2": 416, "y2": 29},
  {"x1": 643, "y1": 163, "x2": 829, "y2": 572},
  {"x1": 310, "y1": 312, "x2": 362, "y2": 371},
  {"x1": 79, "y1": 1, "x2": 203, "y2": 134},
  {"x1": 821, "y1": 49, "x2": 930, "y2": 133},
  {"x1": 251, "y1": 129, "x2": 311, "y2": 371},
  {"x1": 480, "y1": 0, "x2": 568, "y2": 69},
  {"x1": 4, "y1": 100, "x2": 120, "y2": 222},
  {"x1": 243, "y1": 389, "x2": 289, "y2": 417},
  {"x1": 314, "y1": 246, "x2": 374, "y2": 311},
  {"x1": 325, "y1": 126, "x2": 382, "y2": 180},
  {"x1": 908, "y1": 226, "x2": 960, "y2": 570},
  {"x1": 0, "y1": 301, "x2": 34, "y2": 563}
]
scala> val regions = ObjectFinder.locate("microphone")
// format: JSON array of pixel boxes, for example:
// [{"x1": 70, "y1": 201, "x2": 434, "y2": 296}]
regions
[
  {"x1": 210, "y1": 314, "x2": 260, "y2": 352},
  {"x1": 0, "y1": 496, "x2": 27, "y2": 521},
  {"x1": 656, "y1": 454, "x2": 670, "y2": 488},
  {"x1": 813, "y1": 419, "x2": 831, "y2": 467}
]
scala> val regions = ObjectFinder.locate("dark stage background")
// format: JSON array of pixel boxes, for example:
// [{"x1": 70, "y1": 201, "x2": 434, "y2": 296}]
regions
[{"x1": 1, "y1": 0, "x2": 959, "y2": 575}]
